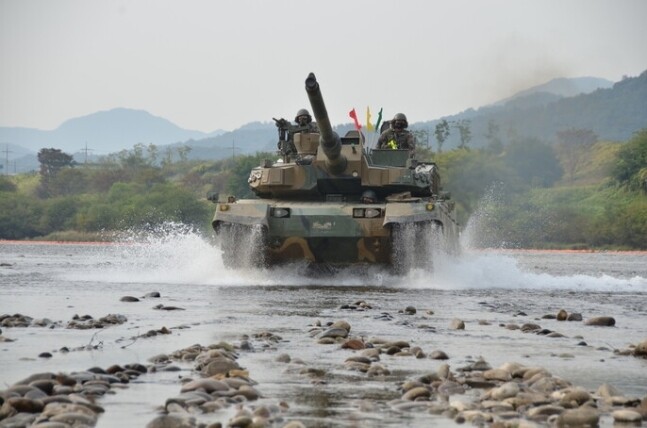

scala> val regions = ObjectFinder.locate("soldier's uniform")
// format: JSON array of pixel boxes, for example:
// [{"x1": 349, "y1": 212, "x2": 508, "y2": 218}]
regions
[{"x1": 378, "y1": 129, "x2": 415, "y2": 151}]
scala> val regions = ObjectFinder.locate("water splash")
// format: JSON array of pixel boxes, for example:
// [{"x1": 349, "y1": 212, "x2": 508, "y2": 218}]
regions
[{"x1": 68, "y1": 222, "x2": 646, "y2": 292}]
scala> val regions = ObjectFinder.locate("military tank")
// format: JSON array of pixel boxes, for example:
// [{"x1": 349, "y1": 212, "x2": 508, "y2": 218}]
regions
[{"x1": 210, "y1": 73, "x2": 459, "y2": 272}]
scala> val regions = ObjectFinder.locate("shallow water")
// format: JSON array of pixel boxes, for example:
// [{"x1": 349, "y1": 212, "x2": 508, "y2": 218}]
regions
[{"x1": 1, "y1": 230, "x2": 646, "y2": 427}]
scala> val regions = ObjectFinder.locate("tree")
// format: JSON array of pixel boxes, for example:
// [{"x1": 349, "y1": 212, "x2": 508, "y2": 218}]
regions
[
  {"x1": 454, "y1": 119, "x2": 472, "y2": 149},
  {"x1": 613, "y1": 129, "x2": 647, "y2": 190},
  {"x1": 556, "y1": 128, "x2": 598, "y2": 182},
  {"x1": 484, "y1": 119, "x2": 504, "y2": 155},
  {"x1": 434, "y1": 120, "x2": 450, "y2": 153},
  {"x1": 503, "y1": 137, "x2": 563, "y2": 187},
  {"x1": 37, "y1": 148, "x2": 74, "y2": 197},
  {"x1": 177, "y1": 145, "x2": 192, "y2": 162}
]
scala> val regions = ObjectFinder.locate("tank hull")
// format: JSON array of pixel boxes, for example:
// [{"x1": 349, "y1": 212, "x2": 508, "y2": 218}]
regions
[{"x1": 212, "y1": 198, "x2": 459, "y2": 269}]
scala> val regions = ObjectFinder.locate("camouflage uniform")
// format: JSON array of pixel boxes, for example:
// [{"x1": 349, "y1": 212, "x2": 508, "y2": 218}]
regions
[{"x1": 378, "y1": 129, "x2": 416, "y2": 151}]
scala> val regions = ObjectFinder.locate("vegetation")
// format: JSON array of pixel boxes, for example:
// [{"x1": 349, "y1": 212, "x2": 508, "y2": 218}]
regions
[{"x1": 0, "y1": 127, "x2": 645, "y2": 249}]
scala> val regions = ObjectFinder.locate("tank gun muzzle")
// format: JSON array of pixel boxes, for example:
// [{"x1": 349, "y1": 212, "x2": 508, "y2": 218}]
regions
[{"x1": 305, "y1": 73, "x2": 347, "y2": 175}]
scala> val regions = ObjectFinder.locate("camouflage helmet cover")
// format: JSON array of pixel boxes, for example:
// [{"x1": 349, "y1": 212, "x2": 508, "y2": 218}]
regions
[
  {"x1": 392, "y1": 113, "x2": 408, "y2": 128},
  {"x1": 295, "y1": 108, "x2": 312, "y2": 122}
]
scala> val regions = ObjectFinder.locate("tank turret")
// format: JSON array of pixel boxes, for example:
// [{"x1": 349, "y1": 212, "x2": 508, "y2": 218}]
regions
[{"x1": 305, "y1": 73, "x2": 347, "y2": 176}]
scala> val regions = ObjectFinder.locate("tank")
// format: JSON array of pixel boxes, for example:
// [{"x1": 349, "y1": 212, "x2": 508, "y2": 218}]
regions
[{"x1": 210, "y1": 73, "x2": 460, "y2": 272}]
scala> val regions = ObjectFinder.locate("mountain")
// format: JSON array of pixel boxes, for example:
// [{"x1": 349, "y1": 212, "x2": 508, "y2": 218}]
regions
[
  {"x1": 494, "y1": 76, "x2": 613, "y2": 106},
  {"x1": 413, "y1": 71, "x2": 647, "y2": 149},
  {"x1": 0, "y1": 108, "x2": 225, "y2": 155}
]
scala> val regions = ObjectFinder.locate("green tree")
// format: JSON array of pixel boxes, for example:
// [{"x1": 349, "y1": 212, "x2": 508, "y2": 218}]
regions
[
  {"x1": 454, "y1": 119, "x2": 472, "y2": 149},
  {"x1": 503, "y1": 137, "x2": 563, "y2": 187},
  {"x1": 484, "y1": 119, "x2": 504, "y2": 155},
  {"x1": 556, "y1": 128, "x2": 598, "y2": 182},
  {"x1": 613, "y1": 129, "x2": 647, "y2": 190},
  {"x1": 37, "y1": 148, "x2": 74, "y2": 197},
  {"x1": 434, "y1": 119, "x2": 450, "y2": 153}
]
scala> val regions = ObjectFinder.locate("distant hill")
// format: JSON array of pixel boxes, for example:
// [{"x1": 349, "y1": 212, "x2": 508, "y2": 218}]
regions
[
  {"x1": 414, "y1": 71, "x2": 647, "y2": 149},
  {"x1": 494, "y1": 76, "x2": 613, "y2": 106},
  {"x1": 0, "y1": 108, "x2": 225, "y2": 155},
  {"x1": 3, "y1": 73, "x2": 645, "y2": 172}
]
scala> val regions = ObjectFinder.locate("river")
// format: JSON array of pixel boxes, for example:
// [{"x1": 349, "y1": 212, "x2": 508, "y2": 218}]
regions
[{"x1": 1, "y1": 226, "x2": 646, "y2": 427}]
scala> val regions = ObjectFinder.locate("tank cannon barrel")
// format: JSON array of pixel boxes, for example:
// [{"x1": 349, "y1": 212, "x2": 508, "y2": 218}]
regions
[{"x1": 305, "y1": 73, "x2": 347, "y2": 175}]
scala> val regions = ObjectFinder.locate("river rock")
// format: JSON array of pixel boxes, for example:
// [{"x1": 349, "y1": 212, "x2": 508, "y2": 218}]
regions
[
  {"x1": 330, "y1": 320, "x2": 351, "y2": 332},
  {"x1": 612, "y1": 409, "x2": 643, "y2": 423},
  {"x1": 450, "y1": 319, "x2": 465, "y2": 330},
  {"x1": 120, "y1": 296, "x2": 140, "y2": 302},
  {"x1": 567, "y1": 312, "x2": 583, "y2": 321},
  {"x1": 491, "y1": 381, "x2": 520, "y2": 400},
  {"x1": 341, "y1": 338, "x2": 365, "y2": 350},
  {"x1": 556, "y1": 406, "x2": 599, "y2": 426},
  {"x1": 202, "y1": 358, "x2": 241, "y2": 377},
  {"x1": 633, "y1": 339, "x2": 647, "y2": 357},
  {"x1": 319, "y1": 327, "x2": 348, "y2": 339},
  {"x1": 584, "y1": 316, "x2": 615, "y2": 326},
  {"x1": 556, "y1": 309, "x2": 568, "y2": 321},
  {"x1": 180, "y1": 378, "x2": 229, "y2": 393},
  {"x1": 429, "y1": 350, "x2": 449, "y2": 360},
  {"x1": 146, "y1": 414, "x2": 197, "y2": 428},
  {"x1": 402, "y1": 386, "x2": 431, "y2": 400},
  {"x1": 483, "y1": 368, "x2": 512, "y2": 382}
]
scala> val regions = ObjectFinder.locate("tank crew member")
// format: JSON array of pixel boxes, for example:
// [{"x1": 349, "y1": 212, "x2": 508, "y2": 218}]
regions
[
  {"x1": 378, "y1": 113, "x2": 416, "y2": 154},
  {"x1": 294, "y1": 108, "x2": 318, "y2": 132}
]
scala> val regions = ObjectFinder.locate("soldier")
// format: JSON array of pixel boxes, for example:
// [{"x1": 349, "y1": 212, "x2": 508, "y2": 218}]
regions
[
  {"x1": 378, "y1": 113, "x2": 416, "y2": 155},
  {"x1": 294, "y1": 108, "x2": 318, "y2": 132}
]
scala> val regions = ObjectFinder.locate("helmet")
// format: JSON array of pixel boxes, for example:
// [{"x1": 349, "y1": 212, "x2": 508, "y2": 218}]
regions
[
  {"x1": 295, "y1": 108, "x2": 312, "y2": 125},
  {"x1": 392, "y1": 113, "x2": 408, "y2": 129}
]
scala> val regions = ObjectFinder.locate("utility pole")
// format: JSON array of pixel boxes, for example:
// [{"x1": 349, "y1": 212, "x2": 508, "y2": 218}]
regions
[
  {"x1": 2, "y1": 144, "x2": 12, "y2": 176},
  {"x1": 80, "y1": 142, "x2": 94, "y2": 164}
]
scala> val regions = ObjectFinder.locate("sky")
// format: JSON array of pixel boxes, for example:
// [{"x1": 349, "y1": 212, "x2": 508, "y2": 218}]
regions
[{"x1": 1, "y1": 0, "x2": 646, "y2": 133}]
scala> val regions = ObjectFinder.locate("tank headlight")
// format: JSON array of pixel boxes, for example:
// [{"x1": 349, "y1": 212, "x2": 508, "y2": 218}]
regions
[
  {"x1": 353, "y1": 208, "x2": 381, "y2": 218},
  {"x1": 352, "y1": 171, "x2": 359, "y2": 177},
  {"x1": 365, "y1": 208, "x2": 381, "y2": 218},
  {"x1": 271, "y1": 207, "x2": 290, "y2": 218},
  {"x1": 426, "y1": 203, "x2": 434, "y2": 211},
  {"x1": 219, "y1": 204, "x2": 229, "y2": 211}
]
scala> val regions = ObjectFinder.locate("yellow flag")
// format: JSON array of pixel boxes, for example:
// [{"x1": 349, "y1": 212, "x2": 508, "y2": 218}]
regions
[{"x1": 366, "y1": 106, "x2": 374, "y2": 132}]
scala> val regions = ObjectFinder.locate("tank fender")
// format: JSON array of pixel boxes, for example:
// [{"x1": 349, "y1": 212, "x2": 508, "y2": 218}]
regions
[
  {"x1": 382, "y1": 202, "x2": 441, "y2": 225},
  {"x1": 212, "y1": 202, "x2": 270, "y2": 231}
]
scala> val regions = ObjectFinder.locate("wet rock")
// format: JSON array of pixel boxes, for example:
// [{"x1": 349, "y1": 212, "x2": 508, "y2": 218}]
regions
[
  {"x1": 596, "y1": 383, "x2": 622, "y2": 399},
  {"x1": 556, "y1": 406, "x2": 599, "y2": 426},
  {"x1": 527, "y1": 404, "x2": 565, "y2": 419},
  {"x1": 556, "y1": 309, "x2": 568, "y2": 321},
  {"x1": 341, "y1": 339, "x2": 365, "y2": 350},
  {"x1": 143, "y1": 291, "x2": 161, "y2": 298},
  {"x1": 584, "y1": 316, "x2": 615, "y2": 326},
  {"x1": 567, "y1": 312, "x2": 582, "y2": 321},
  {"x1": 521, "y1": 323, "x2": 541, "y2": 332},
  {"x1": 403, "y1": 306, "x2": 416, "y2": 315},
  {"x1": 120, "y1": 296, "x2": 140, "y2": 302},
  {"x1": 153, "y1": 304, "x2": 185, "y2": 311},
  {"x1": 180, "y1": 378, "x2": 229, "y2": 394},
  {"x1": 330, "y1": 320, "x2": 351, "y2": 332},
  {"x1": 612, "y1": 409, "x2": 643, "y2": 423},
  {"x1": 559, "y1": 388, "x2": 591, "y2": 407},
  {"x1": 490, "y1": 382, "x2": 520, "y2": 400},
  {"x1": 402, "y1": 386, "x2": 431, "y2": 400},
  {"x1": 146, "y1": 414, "x2": 197, "y2": 428},
  {"x1": 202, "y1": 358, "x2": 242, "y2": 377},
  {"x1": 38, "y1": 352, "x2": 53, "y2": 359},
  {"x1": 429, "y1": 350, "x2": 449, "y2": 360},
  {"x1": 483, "y1": 368, "x2": 512, "y2": 382},
  {"x1": 450, "y1": 319, "x2": 465, "y2": 330},
  {"x1": 633, "y1": 339, "x2": 647, "y2": 357},
  {"x1": 275, "y1": 353, "x2": 291, "y2": 363}
]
